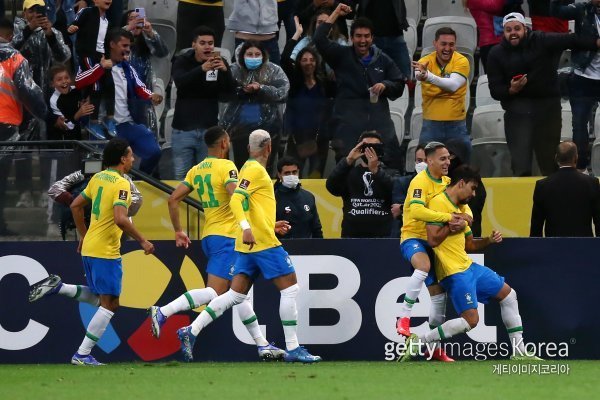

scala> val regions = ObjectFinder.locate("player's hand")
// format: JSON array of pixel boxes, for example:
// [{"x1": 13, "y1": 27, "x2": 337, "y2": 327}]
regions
[
  {"x1": 67, "y1": 25, "x2": 79, "y2": 34},
  {"x1": 76, "y1": 238, "x2": 83, "y2": 253},
  {"x1": 242, "y1": 228, "x2": 256, "y2": 250},
  {"x1": 141, "y1": 240, "x2": 155, "y2": 255},
  {"x1": 391, "y1": 203, "x2": 402, "y2": 219},
  {"x1": 509, "y1": 74, "x2": 527, "y2": 95},
  {"x1": 455, "y1": 212, "x2": 473, "y2": 226},
  {"x1": 100, "y1": 56, "x2": 113, "y2": 69},
  {"x1": 346, "y1": 140, "x2": 365, "y2": 165},
  {"x1": 364, "y1": 146, "x2": 379, "y2": 173},
  {"x1": 175, "y1": 231, "x2": 191, "y2": 249},
  {"x1": 489, "y1": 230, "x2": 503, "y2": 244},
  {"x1": 151, "y1": 93, "x2": 163, "y2": 106},
  {"x1": 275, "y1": 220, "x2": 291, "y2": 236}
]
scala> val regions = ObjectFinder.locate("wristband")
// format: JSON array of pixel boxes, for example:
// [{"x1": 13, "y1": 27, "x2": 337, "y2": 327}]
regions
[{"x1": 240, "y1": 220, "x2": 251, "y2": 230}]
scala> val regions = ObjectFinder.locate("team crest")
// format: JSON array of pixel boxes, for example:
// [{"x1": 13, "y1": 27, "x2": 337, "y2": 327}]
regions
[
  {"x1": 229, "y1": 265, "x2": 235, "y2": 276},
  {"x1": 413, "y1": 189, "x2": 422, "y2": 199},
  {"x1": 304, "y1": 204, "x2": 310, "y2": 211},
  {"x1": 239, "y1": 179, "x2": 250, "y2": 189},
  {"x1": 118, "y1": 190, "x2": 128, "y2": 200},
  {"x1": 229, "y1": 170, "x2": 238, "y2": 179},
  {"x1": 465, "y1": 293, "x2": 473, "y2": 304}
]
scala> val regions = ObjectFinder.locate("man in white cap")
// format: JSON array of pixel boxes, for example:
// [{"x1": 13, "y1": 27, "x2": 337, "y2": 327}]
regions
[
  {"x1": 176, "y1": 129, "x2": 322, "y2": 364},
  {"x1": 487, "y1": 12, "x2": 600, "y2": 177}
]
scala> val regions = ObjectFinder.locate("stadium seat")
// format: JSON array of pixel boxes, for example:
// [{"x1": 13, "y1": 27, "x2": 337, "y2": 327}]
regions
[
  {"x1": 426, "y1": 0, "x2": 472, "y2": 18},
  {"x1": 559, "y1": 50, "x2": 571, "y2": 70},
  {"x1": 561, "y1": 103, "x2": 573, "y2": 142},
  {"x1": 591, "y1": 138, "x2": 600, "y2": 176},
  {"x1": 471, "y1": 104, "x2": 505, "y2": 140},
  {"x1": 409, "y1": 106, "x2": 423, "y2": 140},
  {"x1": 470, "y1": 137, "x2": 513, "y2": 177},
  {"x1": 421, "y1": 46, "x2": 475, "y2": 82},
  {"x1": 153, "y1": 77, "x2": 165, "y2": 134},
  {"x1": 422, "y1": 17, "x2": 477, "y2": 55},
  {"x1": 405, "y1": 18, "x2": 418, "y2": 60},
  {"x1": 150, "y1": 19, "x2": 177, "y2": 87},
  {"x1": 163, "y1": 109, "x2": 174, "y2": 147},
  {"x1": 129, "y1": 0, "x2": 178, "y2": 24},
  {"x1": 170, "y1": 81, "x2": 177, "y2": 109},
  {"x1": 222, "y1": 18, "x2": 236, "y2": 55},
  {"x1": 390, "y1": 111, "x2": 405, "y2": 144},
  {"x1": 405, "y1": 0, "x2": 422, "y2": 22},
  {"x1": 405, "y1": 139, "x2": 419, "y2": 173},
  {"x1": 475, "y1": 74, "x2": 499, "y2": 107},
  {"x1": 389, "y1": 84, "x2": 409, "y2": 116}
]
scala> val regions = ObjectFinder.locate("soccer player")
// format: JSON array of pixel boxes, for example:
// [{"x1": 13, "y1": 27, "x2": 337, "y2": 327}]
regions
[
  {"x1": 28, "y1": 138, "x2": 155, "y2": 365},
  {"x1": 176, "y1": 129, "x2": 321, "y2": 363},
  {"x1": 397, "y1": 141, "x2": 469, "y2": 362},
  {"x1": 148, "y1": 126, "x2": 285, "y2": 360},
  {"x1": 401, "y1": 165, "x2": 540, "y2": 361}
]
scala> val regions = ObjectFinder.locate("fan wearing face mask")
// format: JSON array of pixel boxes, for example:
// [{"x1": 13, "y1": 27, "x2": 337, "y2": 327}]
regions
[{"x1": 274, "y1": 156, "x2": 323, "y2": 239}]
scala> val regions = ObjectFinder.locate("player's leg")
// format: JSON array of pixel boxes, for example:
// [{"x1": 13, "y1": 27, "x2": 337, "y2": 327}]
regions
[
  {"x1": 29, "y1": 274, "x2": 100, "y2": 306},
  {"x1": 425, "y1": 283, "x2": 454, "y2": 362}
]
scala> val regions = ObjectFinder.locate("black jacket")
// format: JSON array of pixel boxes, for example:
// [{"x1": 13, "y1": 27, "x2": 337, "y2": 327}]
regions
[
  {"x1": 326, "y1": 159, "x2": 394, "y2": 238},
  {"x1": 171, "y1": 49, "x2": 233, "y2": 131},
  {"x1": 487, "y1": 30, "x2": 597, "y2": 112},
  {"x1": 296, "y1": 0, "x2": 351, "y2": 37},
  {"x1": 72, "y1": 7, "x2": 113, "y2": 58},
  {"x1": 274, "y1": 181, "x2": 323, "y2": 239},
  {"x1": 354, "y1": 0, "x2": 408, "y2": 32},
  {"x1": 530, "y1": 167, "x2": 600, "y2": 237}
]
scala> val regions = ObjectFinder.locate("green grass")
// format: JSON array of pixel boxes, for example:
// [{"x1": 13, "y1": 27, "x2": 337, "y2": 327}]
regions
[{"x1": 0, "y1": 361, "x2": 597, "y2": 399}]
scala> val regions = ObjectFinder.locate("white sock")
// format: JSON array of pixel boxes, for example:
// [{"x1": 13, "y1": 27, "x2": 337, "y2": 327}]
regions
[
  {"x1": 427, "y1": 293, "x2": 447, "y2": 350},
  {"x1": 160, "y1": 288, "x2": 218, "y2": 318},
  {"x1": 500, "y1": 289, "x2": 526, "y2": 354},
  {"x1": 236, "y1": 299, "x2": 269, "y2": 346},
  {"x1": 423, "y1": 317, "x2": 471, "y2": 343},
  {"x1": 77, "y1": 306, "x2": 114, "y2": 355},
  {"x1": 59, "y1": 284, "x2": 99, "y2": 306},
  {"x1": 399, "y1": 269, "x2": 428, "y2": 317},
  {"x1": 280, "y1": 284, "x2": 299, "y2": 351},
  {"x1": 190, "y1": 289, "x2": 246, "y2": 336}
]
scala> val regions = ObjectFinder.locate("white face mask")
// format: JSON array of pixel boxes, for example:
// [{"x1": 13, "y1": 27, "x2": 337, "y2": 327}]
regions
[
  {"x1": 415, "y1": 162, "x2": 428, "y2": 174},
  {"x1": 282, "y1": 175, "x2": 300, "y2": 189}
]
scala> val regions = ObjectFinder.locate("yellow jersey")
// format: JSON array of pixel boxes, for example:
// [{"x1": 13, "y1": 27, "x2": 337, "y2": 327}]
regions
[
  {"x1": 229, "y1": 159, "x2": 281, "y2": 253},
  {"x1": 80, "y1": 169, "x2": 131, "y2": 259},
  {"x1": 419, "y1": 51, "x2": 470, "y2": 121},
  {"x1": 427, "y1": 192, "x2": 473, "y2": 281},
  {"x1": 182, "y1": 157, "x2": 239, "y2": 239},
  {"x1": 401, "y1": 169, "x2": 453, "y2": 242}
]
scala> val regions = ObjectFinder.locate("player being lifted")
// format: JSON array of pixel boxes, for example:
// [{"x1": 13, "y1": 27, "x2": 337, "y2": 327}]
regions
[
  {"x1": 148, "y1": 126, "x2": 286, "y2": 360},
  {"x1": 401, "y1": 166, "x2": 541, "y2": 361},
  {"x1": 29, "y1": 138, "x2": 155, "y2": 365},
  {"x1": 176, "y1": 129, "x2": 321, "y2": 363},
  {"x1": 397, "y1": 141, "x2": 470, "y2": 361}
]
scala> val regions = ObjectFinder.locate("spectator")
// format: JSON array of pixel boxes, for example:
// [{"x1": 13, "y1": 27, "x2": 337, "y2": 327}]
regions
[
  {"x1": 121, "y1": 10, "x2": 169, "y2": 136},
  {"x1": 487, "y1": 12, "x2": 600, "y2": 176},
  {"x1": 274, "y1": 156, "x2": 323, "y2": 238},
  {"x1": 326, "y1": 131, "x2": 394, "y2": 238},
  {"x1": 0, "y1": 18, "x2": 47, "y2": 235},
  {"x1": 551, "y1": 0, "x2": 600, "y2": 171},
  {"x1": 67, "y1": 0, "x2": 115, "y2": 139},
  {"x1": 466, "y1": 0, "x2": 504, "y2": 72},
  {"x1": 354, "y1": 0, "x2": 411, "y2": 80},
  {"x1": 281, "y1": 20, "x2": 335, "y2": 177},
  {"x1": 221, "y1": 40, "x2": 289, "y2": 172},
  {"x1": 75, "y1": 28, "x2": 163, "y2": 176},
  {"x1": 296, "y1": 0, "x2": 350, "y2": 38},
  {"x1": 413, "y1": 27, "x2": 471, "y2": 162},
  {"x1": 171, "y1": 26, "x2": 233, "y2": 180},
  {"x1": 278, "y1": 0, "x2": 300, "y2": 41},
  {"x1": 176, "y1": 0, "x2": 224, "y2": 50},
  {"x1": 314, "y1": 4, "x2": 404, "y2": 170},
  {"x1": 530, "y1": 141, "x2": 600, "y2": 237},
  {"x1": 390, "y1": 144, "x2": 426, "y2": 238},
  {"x1": 532, "y1": 0, "x2": 568, "y2": 33},
  {"x1": 229, "y1": 0, "x2": 281, "y2": 65}
]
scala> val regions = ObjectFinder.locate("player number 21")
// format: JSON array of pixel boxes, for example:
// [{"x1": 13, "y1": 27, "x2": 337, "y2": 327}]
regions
[{"x1": 194, "y1": 174, "x2": 219, "y2": 208}]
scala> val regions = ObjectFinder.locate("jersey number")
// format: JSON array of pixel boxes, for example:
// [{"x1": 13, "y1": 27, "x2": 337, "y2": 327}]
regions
[
  {"x1": 194, "y1": 174, "x2": 219, "y2": 208},
  {"x1": 91, "y1": 186, "x2": 104, "y2": 220}
]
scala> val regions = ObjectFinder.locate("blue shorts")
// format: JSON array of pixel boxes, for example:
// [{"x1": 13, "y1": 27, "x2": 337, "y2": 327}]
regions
[
  {"x1": 82, "y1": 256, "x2": 123, "y2": 296},
  {"x1": 400, "y1": 238, "x2": 437, "y2": 287},
  {"x1": 201, "y1": 235, "x2": 237, "y2": 280},
  {"x1": 232, "y1": 246, "x2": 295, "y2": 280},
  {"x1": 439, "y1": 262, "x2": 505, "y2": 314}
]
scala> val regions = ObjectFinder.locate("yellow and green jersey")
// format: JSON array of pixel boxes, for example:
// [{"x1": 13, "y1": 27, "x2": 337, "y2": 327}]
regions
[
  {"x1": 182, "y1": 157, "x2": 239, "y2": 239},
  {"x1": 229, "y1": 159, "x2": 281, "y2": 253},
  {"x1": 81, "y1": 169, "x2": 132, "y2": 259},
  {"x1": 401, "y1": 169, "x2": 452, "y2": 242},
  {"x1": 427, "y1": 192, "x2": 474, "y2": 281}
]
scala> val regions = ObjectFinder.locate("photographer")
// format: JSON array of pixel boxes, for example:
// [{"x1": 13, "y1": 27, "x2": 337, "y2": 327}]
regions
[{"x1": 326, "y1": 131, "x2": 394, "y2": 238}]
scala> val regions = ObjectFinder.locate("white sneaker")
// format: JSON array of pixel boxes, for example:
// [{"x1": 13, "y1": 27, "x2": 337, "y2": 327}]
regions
[{"x1": 16, "y1": 192, "x2": 34, "y2": 208}]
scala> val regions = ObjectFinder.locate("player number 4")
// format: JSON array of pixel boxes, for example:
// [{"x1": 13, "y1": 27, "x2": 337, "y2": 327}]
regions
[{"x1": 92, "y1": 186, "x2": 104, "y2": 220}]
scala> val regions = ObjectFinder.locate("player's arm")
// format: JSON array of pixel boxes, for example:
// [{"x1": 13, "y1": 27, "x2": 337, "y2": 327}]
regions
[
  {"x1": 407, "y1": 185, "x2": 453, "y2": 223},
  {"x1": 167, "y1": 182, "x2": 193, "y2": 248},
  {"x1": 465, "y1": 230, "x2": 502, "y2": 252},
  {"x1": 230, "y1": 189, "x2": 256, "y2": 250},
  {"x1": 70, "y1": 193, "x2": 89, "y2": 252},
  {"x1": 426, "y1": 222, "x2": 452, "y2": 247},
  {"x1": 113, "y1": 205, "x2": 154, "y2": 254}
]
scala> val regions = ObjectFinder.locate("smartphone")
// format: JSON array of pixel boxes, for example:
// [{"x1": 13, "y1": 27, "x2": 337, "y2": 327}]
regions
[
  {"x1": 32, "y1": 4, "x2": 46, "y2": 17},
  {"x1": 512, "y1": 74, "x2": 525, "y2": 80},
  {"x1": 360, "y1": 143, "x2": 385, "y2": 157},
  {"x1": 211, "y1": 50, "x2": 221, "y2": 59},
  {"x1": 135, "y1": 7, "x2": 145, "y2": 28}
]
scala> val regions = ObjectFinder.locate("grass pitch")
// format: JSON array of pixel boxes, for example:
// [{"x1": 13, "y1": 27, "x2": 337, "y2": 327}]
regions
[{"x1": 0, "y1": 361, "x2": 597, "y2": 399}]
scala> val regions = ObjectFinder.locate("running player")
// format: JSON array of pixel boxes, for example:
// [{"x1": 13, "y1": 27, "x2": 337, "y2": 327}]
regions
[
  {"x1": 176, "y1": 129, "x2": 321, "y2": 363},
  {"x1": 28, "y1": 138, "x2": 155, "y2": 365},
  {"x1": 148, "y1": 126, "x2": 285, "y2": 360},
  {"x1": 401, "y1": 166, "x2": 541, "y2": 361}
]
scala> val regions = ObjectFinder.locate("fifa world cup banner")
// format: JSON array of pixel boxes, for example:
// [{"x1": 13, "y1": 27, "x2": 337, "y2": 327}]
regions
[{"x1": 0, "y1": 238, "x2": 598, "y2": 363}]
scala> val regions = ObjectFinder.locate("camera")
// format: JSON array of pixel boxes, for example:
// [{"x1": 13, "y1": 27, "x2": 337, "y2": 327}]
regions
[{"x1": 31, "y1": 4, "x2": 46, "y2": 17}]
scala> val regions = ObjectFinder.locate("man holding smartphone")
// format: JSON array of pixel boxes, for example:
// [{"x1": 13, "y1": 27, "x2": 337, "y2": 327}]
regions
[{"x1": 326, "y1": 130, "x2": 394, "y2": 238}]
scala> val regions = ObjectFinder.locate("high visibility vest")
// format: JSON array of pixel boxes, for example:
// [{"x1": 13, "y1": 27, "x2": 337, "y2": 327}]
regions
[{"x1": 0, "y1": 52, "x2": 25, "y2": 126}]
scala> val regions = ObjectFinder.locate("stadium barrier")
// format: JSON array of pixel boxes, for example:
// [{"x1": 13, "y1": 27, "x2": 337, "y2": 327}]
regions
[{"x1": 0, "y1": 238, "x2": 597, "y2": 363}]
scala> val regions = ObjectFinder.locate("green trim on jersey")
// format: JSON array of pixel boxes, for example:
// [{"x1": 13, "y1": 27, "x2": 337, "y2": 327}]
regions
[
  {"x1": 426, "y1": 222, "x2": 445, "y2": 227},
  {"x1": 234, "y1": 189, "x2": 250, "y2": 198},
  {"x1": 426, "y1": 168, "x2": 443, "y2": 183},
  {"x1": 181, "y1": 181, "x2": 194, "y2": 191},
  {"x1": 81, "y1": 192, "x2": 91, "y2": 202},
  {"x1": 409, "y1": 199, "x2": 426, "y2": 206},
  {"x1": 113, "y1": 201, "x2": 129, "y2": 208},
  {"x1": 443, "y1": 191, "x2": 459, "y2": 209}
]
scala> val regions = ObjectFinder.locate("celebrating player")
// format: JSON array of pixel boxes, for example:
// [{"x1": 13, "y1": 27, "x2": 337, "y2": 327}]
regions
[
  {"x1": 176, "y1": 129, "x2": 321, "y2": 363},
  {"x1": 28, "y1": 138, "x2": 155, "y2": 365},
  {"x1": 401, "y1": 166, "x2": 541, "y2": 361},
  {"x1": 397, "y1": 141, "x2": 468, "y2": 361},
  {"x1": 148, "y1": 126, "x2": 285, "y2": 360}
]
